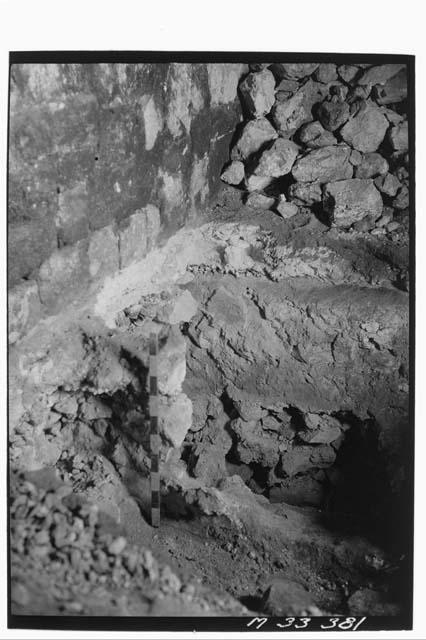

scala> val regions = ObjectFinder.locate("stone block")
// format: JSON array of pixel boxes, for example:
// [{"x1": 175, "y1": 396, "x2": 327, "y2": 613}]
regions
[
  {"x1": 292, "y1": 145, "x2": 353, "y2": 183},
  {"x1": 340, "y1": 102, "x2": 389, "y2": 152},
  {"x1": 239, "y1": 69, "x2": 276, "y2": 117},
  {"x1": 8, "y1": 219, "x2": 57, "y2": 286},
  {"x1": 323, "y1": 178, "x2": 383, "y2": 228},
  {"x1": 56, "y1": 181, "x2": 89, "y2": 245},
  {"x1": 88, "y1": 224, "x2": 119, "y2": 279},
  {"x1": 207, "y1": 63, "x2": 247, "y2": 106},
  {"x1": 119, "y1": 204, "x2": 161, "y2": 269},
  {"x1": 8, "y1": 280, "x2": 42, "y2": 344},
  {"x1": 37, "y1": 238, "x2": 90, "y2": 313},
  {"x1": 231, "y1": 117, "x2": 278, "y2": 161}
]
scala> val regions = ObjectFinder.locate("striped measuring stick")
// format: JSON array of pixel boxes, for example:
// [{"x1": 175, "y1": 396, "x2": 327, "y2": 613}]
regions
[{"x1": 149, "y1": 332, "x2": 160, "y2": 527}]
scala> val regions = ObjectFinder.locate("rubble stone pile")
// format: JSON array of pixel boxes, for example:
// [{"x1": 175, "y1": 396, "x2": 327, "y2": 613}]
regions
[
  {"x1": 10, "y1": 470, "x2": 248, "y2": 616},
  {"x1": 221, "y1": 62, "x2": 408, "y2": 234}
]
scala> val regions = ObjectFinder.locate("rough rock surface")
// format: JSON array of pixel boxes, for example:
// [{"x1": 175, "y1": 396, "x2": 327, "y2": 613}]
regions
[
  {"x1": 292, "y1": 145, "x2": 353, "y2": 183},
  {"x1": 239, "y1": 69, "x2": 276, "y2": 117},
  {"x1": 373, "y1": 68, "x2": 407, "y2": 105},
  {"x1": 298, "y1": 121, "x2": 337, "y2": 148},
  {"x1": 270, "y1": 63, "x2": 319, "y2": 80},
  {"x1": 355, "y1": 152, "x2": 389, "y2": 179},
  {"x1": 230, "y1": 118, "x2": 278, "y2": 161},
  {"x1": 323, "y1": 179, "x2": 383, "y2": 228},
  {"x1": 253, "y1": 138, "x2": 299, "y2": 178},
  {"x1": 221, "y1": 161, "x2": 245, "y2": 185},
  {"x1": 340, "y1": 102, "x2": 389, "y2": 152},
  {"x1": 388, "y1": 121, "x2": 409, "y2": 152},
  {"x1": 317, "y1": 99, "x2": 350, "y2": 131}
]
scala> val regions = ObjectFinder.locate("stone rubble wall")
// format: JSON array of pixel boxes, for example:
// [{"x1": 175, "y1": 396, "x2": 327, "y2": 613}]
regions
[
  {"x1": 221, "y1": 62, "x2": 409, "y2": 228},
  {"x1": 8, "y1": 62, "x2": 247, "y2": 343}
]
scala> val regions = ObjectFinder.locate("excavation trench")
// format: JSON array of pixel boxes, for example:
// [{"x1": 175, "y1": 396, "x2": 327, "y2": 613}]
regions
[{"x1": 10, "y1": 207, "x2": 409, "y2": 617}]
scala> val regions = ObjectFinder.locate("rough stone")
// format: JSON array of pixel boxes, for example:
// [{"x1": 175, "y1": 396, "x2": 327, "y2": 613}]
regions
[
  {"x1": 160, "y1": 393, "x2": 192, "y2": 449},
  {"x1": 166, "y1": 64, "x2": 204, "y2": 137},
  {"x1": 270, "y1": 476, "x2": 325, "y2": 507},
  {"x1": 246, "y1": 192, "x2": 275, "y2": 210},
  {"x1": 299, "y1": 413, "x2": 342, "y2": 444},
  {"x1": 376, "y1": 210, "x2": 393, "y2": 228},
  {"x1": 221, "y1": 161, "x2": 245, "y2": 185},
  {"x1": 37, "y1": 239, "x2": 90, "y2": 313},
  {"x1": 53, "y1": 394, "x2": 79, "y2": 417},
  {"x1": 317, "y1": 99, "x2": 350, "y2": 131},
  {"x1": 292, "y1": 145, "x2": 353, "y2": 183},
  {"x1": 349, "y1": 149, "x2": 363, "y2": 166},
  {"x1": 192, "y1": 418, "x2": 232, "y2": 486},
  {"x1": 271, "y1": 81, "x2": 325, "y2": 137},
  {"x1": 88, "y1": 225, "x2": 119, "y2": 280},
  {"x1": 224, "y1": 238, "x2": 256, "y2": 272},
  {"x1": 323, "y1": 179, "x2": 383, "y2": 228},
  {"x1": 119, "y1": 205, "x2": 161, "y2": 269},
  {"x1": 79, "y1": 396, "x2": 112, "y2": 421},
  {"x1": 157, "y1": 327, "x2": 187, "y2": 396},
  {"x1": 298, "y1": 121, "x2": 337, "y2": 148},
  {"x1": 309, "y1": 445, "x2": 336, "y2": 468},
  {"x1": 279, "y1": 446, "x2": 316, "y2": 476},
  {"x1": 253, "y1": 138, "x2": 299, "y2": 178},
  {"x1": 393, "y1": 185, "x2": 409, "y2": 210},
  {"x1": 239, "y1": 70, "x2": 276, "y2": 117},
  {"x1": 225, "y1": 461, "x2": 253, "y2": 484},
  {"x1": 140, "y1": 95, "x2": 163, "y2": 150},
  {"x1": 56, "y1": 182, "x2": 89, "y2": 246},
  {"x1": 314, "y1": 63, "x2": 338, "y2": 84},
  {"x1": 373, "y1": 68, "x2": 407, "y2": 105},
  {"x1": 261, "y1": 578, "x2": 319, "y2": 616},
  {"x1": 337, "y1": 65, "x2": 359, "y2": 84},
  {"x1": 207, "y1": 63, "x2": 247, "y2": 106},
  {"x1": 276, "y1": 201, "x2": 299, "y2": 219},
  {"x1": 275, "y1": 78, "x2": 300, "y2": 94},
  {"x1": 8, "y1": 280, "x2": 42, "y2": 345},
  {"x1": 245, "y1": 174, "x2": 273, "y2": 193},
  {"x1": 348, "y1": 588, "x2": 401, "y2": 616},
  {"x1": 231, "y1": 118, "x2": 278, "y2": 161},
  {"x1": 288, "y1": 181, "x2": 322, "y2": 205},
  {"x1": 358, "y1": 64, "x2": 406, "y2": 87},
  {"x1": 374, "y1": 173, "x2": 401, "y2": 197},
  {"x1": 226, "y1": 386, "x2": 266, "y2": 422},
  {"x1": 355, "y1": 152, "x2": 389, "y2": 179},
  {"x1": 167, "y1": 290, "x2": 199, "y2": 325},
  {"x1": 387, "y1": 221, "x2": 401, "y2": 233},
  {"x1": 232, "y1": 419, "x2": 280, "y2": 468},
  {"x1": 340, "y1": 102, "x2": 389, "y2": 152},
  {"x1": 388, "y1": 121, "x2": 408, "y2": 152},
  {"x1": 270, "y1": 63, "x2": 319, "y2": 80},
  {"x1": 8, "y1": 219, "x2": 58, "y2": 287}
]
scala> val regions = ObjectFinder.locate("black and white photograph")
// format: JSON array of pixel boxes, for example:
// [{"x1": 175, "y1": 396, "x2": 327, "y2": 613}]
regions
[{"x1": 6, "y1": 50, "x2": 415, "y2": 634}]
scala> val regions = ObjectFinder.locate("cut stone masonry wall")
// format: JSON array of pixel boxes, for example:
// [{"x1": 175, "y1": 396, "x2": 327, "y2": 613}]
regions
[{"x1": 8, "y1": 62, "x2": 247, "y2": 343}]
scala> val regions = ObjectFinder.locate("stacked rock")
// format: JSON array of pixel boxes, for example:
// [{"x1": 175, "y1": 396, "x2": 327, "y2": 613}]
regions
[{"x1": 221, "y1": 62, "x2": 409, "y2": 234}]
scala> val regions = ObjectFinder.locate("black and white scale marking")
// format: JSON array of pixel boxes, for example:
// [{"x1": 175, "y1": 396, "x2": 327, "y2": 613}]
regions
[{"x1": 149, "y1": 332, "x2": 160, "y2": 527}]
